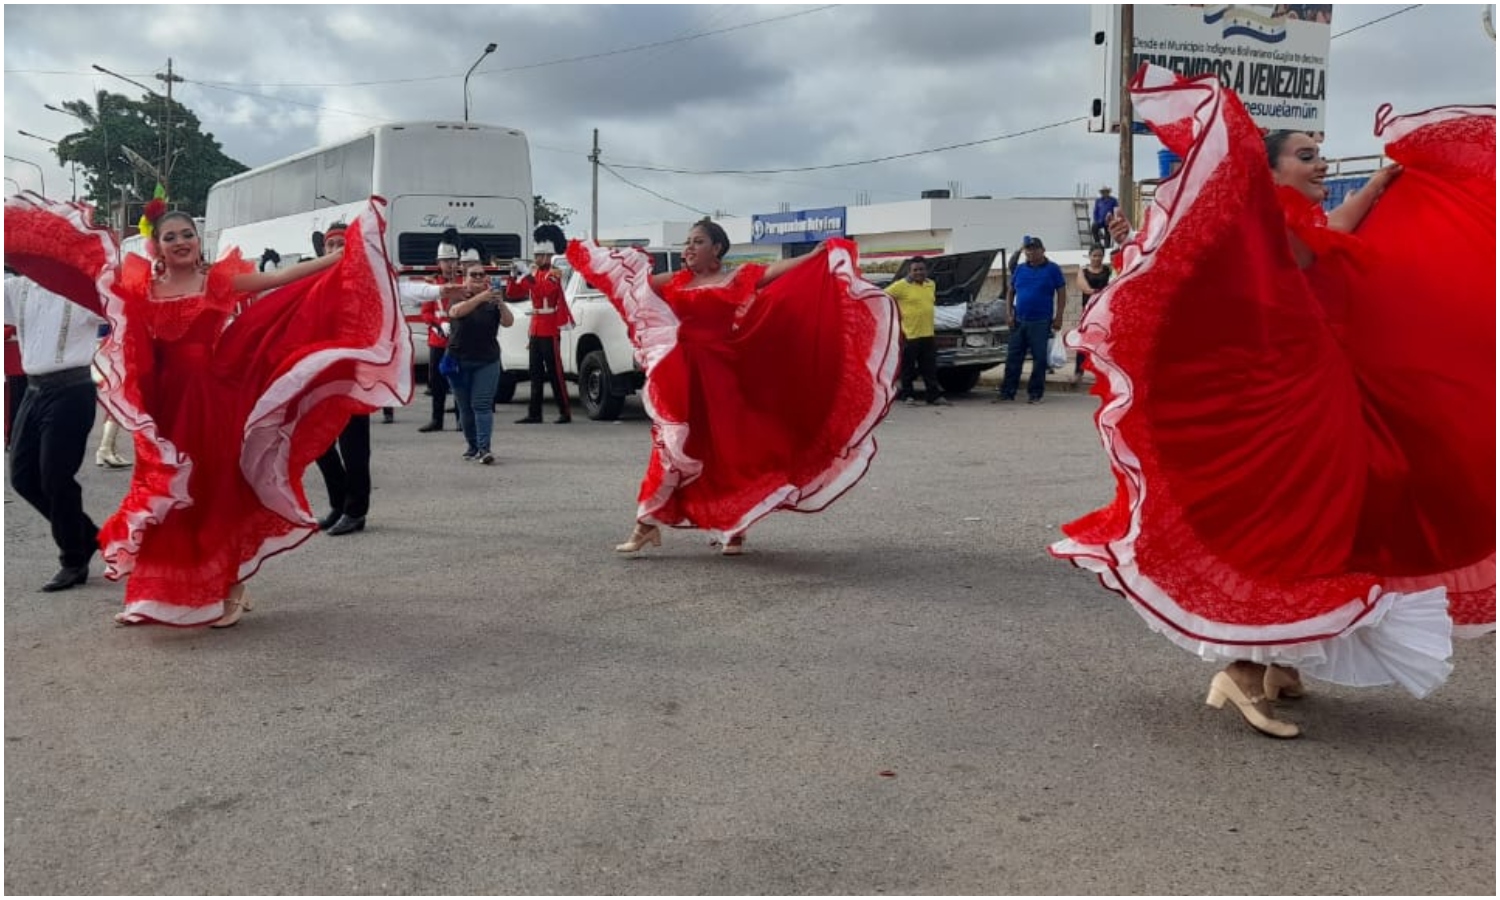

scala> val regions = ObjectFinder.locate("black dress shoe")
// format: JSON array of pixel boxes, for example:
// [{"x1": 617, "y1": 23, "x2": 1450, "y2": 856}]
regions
[
  {"x1": 417, "y1": 421, "x2": 444, "y2": 433},
  {"x1": 553, "y1": 416, "x2": 572, "y2": 424},
  {"x1": 317, "y1": 509, "x2": 342, "y2": 531},
  {"x1": 514, "y1": 416, "x2": 543, "y2": 425},
  {"x1": 41, "y1": 565, "x2": 89, "y2": 593},
  {"x1": 327, "y1": 514, "x2": 367, "y2": 536},
  {"x1": 381, "y1": 409, "x2": 395, "y2": 424}
]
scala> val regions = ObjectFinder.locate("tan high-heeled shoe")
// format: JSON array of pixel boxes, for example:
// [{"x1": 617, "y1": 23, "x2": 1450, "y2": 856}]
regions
[
  {"x1": 615, "y1": 523, "x2": 661, "y2": 553},
  {"x1": 1205, "y1": 670, "x2": 1300, "y2": 739},
  {"x1": 211, "y1": 589, "x2": 255, "y2": 629},
  {"x1": 720, "y1": 535, "x2": 745, "y2": 556},
  {"x1": 1264, "y1": 664, "x2": 1306, "y2": 701},
  {"x1": 95, "y1": 420, "x2": 132, "y2": 468},
  {"x1": 95, "y1": 449, "x2": 131, "y2": 468}
]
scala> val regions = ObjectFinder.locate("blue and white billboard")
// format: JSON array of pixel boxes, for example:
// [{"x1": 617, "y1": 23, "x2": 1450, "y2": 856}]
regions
[{"x1": 751, "y1": 207, "x2": 847, "y2": 245}]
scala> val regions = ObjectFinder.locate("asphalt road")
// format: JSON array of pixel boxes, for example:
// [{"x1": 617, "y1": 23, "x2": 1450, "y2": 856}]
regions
[{"x1": 4, "y1": 383, "x2": 1494, "y2": 895}]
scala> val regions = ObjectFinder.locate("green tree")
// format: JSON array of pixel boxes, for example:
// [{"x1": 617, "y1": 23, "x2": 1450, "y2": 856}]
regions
[
  {"x1": 51, "y1": 90, "x2": 246, "y2": 226},
  {"x1": 534, "y1": 194, "x2": 574, "y2": 227}
]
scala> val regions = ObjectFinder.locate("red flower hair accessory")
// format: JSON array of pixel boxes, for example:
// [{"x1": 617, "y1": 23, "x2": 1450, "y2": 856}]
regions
[{"x1": 143, "y1": 197, "x2": 168, "y2": 227}]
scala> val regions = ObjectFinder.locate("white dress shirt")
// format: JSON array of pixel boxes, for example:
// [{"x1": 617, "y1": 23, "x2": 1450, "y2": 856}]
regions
[{"x1": 3, "y1": 275, "x2": 105, "y2": 375}]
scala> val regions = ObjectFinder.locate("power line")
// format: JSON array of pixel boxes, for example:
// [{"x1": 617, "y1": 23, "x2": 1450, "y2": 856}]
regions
[
  {"x1": 595, "y1": 6, "x2": 1423, "y2": 181},
  {"x1": 600, "y1": 163, "x2": 715, "y2": 217},
  {"x1": 187, "y1": 6, "x2": 836, "y2": 89},
  {"x1": 1331, "y1": 5, "x2": 1422, "y2": 39},
  {"x1": 185, "y1": 79, "x2": 392, "y2": 122},
  {"x1": 612, "y1": 117, "x2": 1090, "y2": 176}
]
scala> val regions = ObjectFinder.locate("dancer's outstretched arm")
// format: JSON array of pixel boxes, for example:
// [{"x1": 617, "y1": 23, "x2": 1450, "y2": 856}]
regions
[
  {"x1": 1327, "y1": 163, "x2": 1401, "y2": 234},
  {"x1": 229, "y1": 249, "x2": 342, "y2": 293}
]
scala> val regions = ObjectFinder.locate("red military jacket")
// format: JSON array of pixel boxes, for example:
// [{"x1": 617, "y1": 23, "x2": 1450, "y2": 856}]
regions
[
  {"x1": 420, "y1": 274, "x2": 456, "y2": 349},
  {"x1": 505, "y1": 267, "x2": 573, "y2": 339}
]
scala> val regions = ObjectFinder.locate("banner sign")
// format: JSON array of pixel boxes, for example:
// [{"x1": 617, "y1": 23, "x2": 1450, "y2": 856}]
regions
[
  {"x1": 1091, "y1": 5, "x2": 1334, "y2": 132},
  {"x1": 751, "y1": 206, "x2": 847, "y2": 245}
]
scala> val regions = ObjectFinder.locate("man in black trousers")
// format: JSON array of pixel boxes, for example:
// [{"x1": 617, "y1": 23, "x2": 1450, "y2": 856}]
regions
[
  {"x1": 310, "y1": 224, "x2": 373, "y2": 536},
  {"x1": 4, "y1": 271, "x2": 105, "y2": 591}
]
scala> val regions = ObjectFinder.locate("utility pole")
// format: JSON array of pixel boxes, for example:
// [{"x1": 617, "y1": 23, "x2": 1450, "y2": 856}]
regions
[
  {"x1": 157, "y1": 58, "x2": 185, "y2": 196},
  {"x1": 589, "y1": 129, "x2": 600, "y2": 241},
  {"x1": 1117, "y1": 4, "x2": 1135, "y2": 222}
]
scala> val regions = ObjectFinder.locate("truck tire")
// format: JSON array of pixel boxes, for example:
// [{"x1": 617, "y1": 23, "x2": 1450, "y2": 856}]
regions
[
  {"x1": 494, "y1": 371, "x2": 518, "y2": 404},
  {"x1": 580, "y1": 350, "x2": 625, "y2": 421},
  {"x1": 937, "y1": 367, "x2": 983, "y2": 395}
]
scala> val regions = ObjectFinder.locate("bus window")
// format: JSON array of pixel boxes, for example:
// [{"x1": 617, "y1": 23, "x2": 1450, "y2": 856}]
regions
[
  {"x1": 317, "y1": 148, "x2": 343, "y2": 204},
  {"x1": 341, "y1": 135, "x2": 374, "y2": 202},
  {"x1": 271, "y1": 157, "x2": 316, "y2": 220}
]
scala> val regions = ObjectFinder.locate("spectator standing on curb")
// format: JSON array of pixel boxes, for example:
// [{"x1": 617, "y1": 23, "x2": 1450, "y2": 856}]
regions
[
  {"x1": 885, "y1": 256, "x2": 948, "y2": 406},
  {"x1": 1092, "y1": 186, "x2": 1120, "y2": 248},
  {"x1": 1072, "y1": 244, "x2": 1112, "y2": 387},
  {"x1": 997, "y1": 236, "x2": 1066, "y2": 405}
]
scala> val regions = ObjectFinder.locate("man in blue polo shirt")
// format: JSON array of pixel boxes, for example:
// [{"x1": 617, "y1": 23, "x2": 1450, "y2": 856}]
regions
[
  {"x1": 1092, "y1": 186, "x2": 1119, "y2": 247},
  {"x1": 998, "y1": 236, "x2": 1066, "y2": 404}
]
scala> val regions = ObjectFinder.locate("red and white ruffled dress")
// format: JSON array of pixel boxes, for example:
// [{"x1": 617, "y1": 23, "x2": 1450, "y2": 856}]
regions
[
  {"x1": 4, "y1": 195, "x2": 412, "y2": 625},
  {"x1": 566, "y1": 238, "x2": 900, "y2": 540},
  {"x1": 1053, "y1": 66, "x2": 1495, "y2": 697}
]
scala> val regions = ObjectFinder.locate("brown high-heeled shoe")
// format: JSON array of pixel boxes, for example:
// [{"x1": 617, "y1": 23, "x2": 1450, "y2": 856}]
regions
[
  {"x1": 615, "y1": 523, "x2": 661, "y2": 553},
  {"x1": 720, "y1": 535, "x2": 745, "y2": 557},
  {"x1": 1205, "y1": 668, "x2": 1300, "y2": 739},
  {"x1": 1264, "y1": 664, "x2": 1306, "y2": 701},
  {"x1": 211, "y1": 589, "x2": 255, "y2": 629}
]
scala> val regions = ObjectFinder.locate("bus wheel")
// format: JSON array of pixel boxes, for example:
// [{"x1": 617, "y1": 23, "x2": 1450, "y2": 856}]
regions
[{"x1": 580, "y1": 350, "x2": 625, "y2": 421}]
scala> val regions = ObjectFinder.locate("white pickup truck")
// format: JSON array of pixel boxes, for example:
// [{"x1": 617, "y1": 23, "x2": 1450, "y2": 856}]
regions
[{"x1": 496, "y1": 249, "x2": 680, "y2": 420}]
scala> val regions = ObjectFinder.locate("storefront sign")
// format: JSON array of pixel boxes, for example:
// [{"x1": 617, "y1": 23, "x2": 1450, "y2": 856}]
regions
[{"x1": 751, "y1": 207, "x2": 847, "y2": 244}]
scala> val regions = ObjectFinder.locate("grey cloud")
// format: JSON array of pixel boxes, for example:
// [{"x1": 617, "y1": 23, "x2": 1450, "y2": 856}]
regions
[{"x1": 5, "y1": 4, "x2": 1495, "y2": 231}]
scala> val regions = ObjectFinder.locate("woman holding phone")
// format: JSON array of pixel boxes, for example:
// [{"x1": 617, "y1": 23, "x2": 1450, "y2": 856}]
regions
[{"x1": 445, "y1": 247, "x2": 514, "y2": 465}]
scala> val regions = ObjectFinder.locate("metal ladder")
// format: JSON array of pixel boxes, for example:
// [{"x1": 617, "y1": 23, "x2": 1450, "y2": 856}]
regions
[{"x1": 1072, "y1": 197, "x2": 1095, "y2": 249}]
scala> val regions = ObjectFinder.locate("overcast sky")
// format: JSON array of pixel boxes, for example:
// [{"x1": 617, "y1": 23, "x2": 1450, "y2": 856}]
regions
[{"x1": 4, "y1": 3, "x2": 1495, "y2": 234}]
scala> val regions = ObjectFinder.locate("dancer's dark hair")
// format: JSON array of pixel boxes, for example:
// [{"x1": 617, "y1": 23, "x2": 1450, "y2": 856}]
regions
[{"x1": 692, "y1": 218, "x2": 731, "y2": 260}]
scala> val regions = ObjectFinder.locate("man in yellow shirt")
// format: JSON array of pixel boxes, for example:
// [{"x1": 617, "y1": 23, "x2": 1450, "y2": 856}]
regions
[{"x1": 884, "y1": 257, "x2": 949, "y2": 406}]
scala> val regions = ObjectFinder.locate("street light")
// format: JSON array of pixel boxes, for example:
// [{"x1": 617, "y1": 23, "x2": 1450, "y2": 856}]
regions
[
  {"x1": 463, "y1": 42, "x2": 498, "y2": 123},
  {"x1": 91, "y1": 63, "x2": 157, "y2": 97},
  {"x1": 93, "y1": 63, "x2": 179, "y2": 195},
  {"x1": 3, "y1": 155, "x2": 45, "y2": 197},
  {"x1": 16, "y1": 130, "x2": 77, "y2": 201}
]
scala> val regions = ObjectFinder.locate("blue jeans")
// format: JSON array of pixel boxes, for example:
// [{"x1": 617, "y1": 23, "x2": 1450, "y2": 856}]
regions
[
  {"x1": 449, "y1": 359, "x2": 500, "y2": 454},
  {"x1": 1000, "y1": 318, "x2": 1053, "y2": 400}
]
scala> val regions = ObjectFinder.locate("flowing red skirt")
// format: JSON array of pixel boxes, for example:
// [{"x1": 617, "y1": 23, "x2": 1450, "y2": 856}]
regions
[
  {"x1": 4, "y1": 195, "x2": 411, "y2": 625},
  {"x1": 1052, "y1": 67, "x2": 1495, "y2": 697},
  {"x1": 567, "y1": 239, "x2": 900, "y2": 539}
]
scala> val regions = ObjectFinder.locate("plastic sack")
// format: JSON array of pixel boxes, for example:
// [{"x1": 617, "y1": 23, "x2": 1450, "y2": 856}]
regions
[{"x1": 1047, "y1": 333, "x2": 1067, "y2": 369}]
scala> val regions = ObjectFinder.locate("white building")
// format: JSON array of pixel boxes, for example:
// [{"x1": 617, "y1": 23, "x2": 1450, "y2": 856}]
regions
[{"x1": 595, "y1": 195, "x2": 1095, "y2": 269}]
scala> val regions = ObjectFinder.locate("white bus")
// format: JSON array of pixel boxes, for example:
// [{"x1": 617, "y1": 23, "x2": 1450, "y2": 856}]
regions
[{"x1": 203, "y1": 121, "x2": 534, "y2": 365}]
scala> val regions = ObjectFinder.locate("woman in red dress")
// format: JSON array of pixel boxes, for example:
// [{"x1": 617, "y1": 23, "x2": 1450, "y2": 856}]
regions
[
  {"x1": 1054, "y1": 65, "x2": 1495, "y2": 737},
  {"x1": 567, "y1": 218, "x2": 900, "y2": 556},
  {"x1": 4, "y1": 195, "x2": 412, "y2": 627}
]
